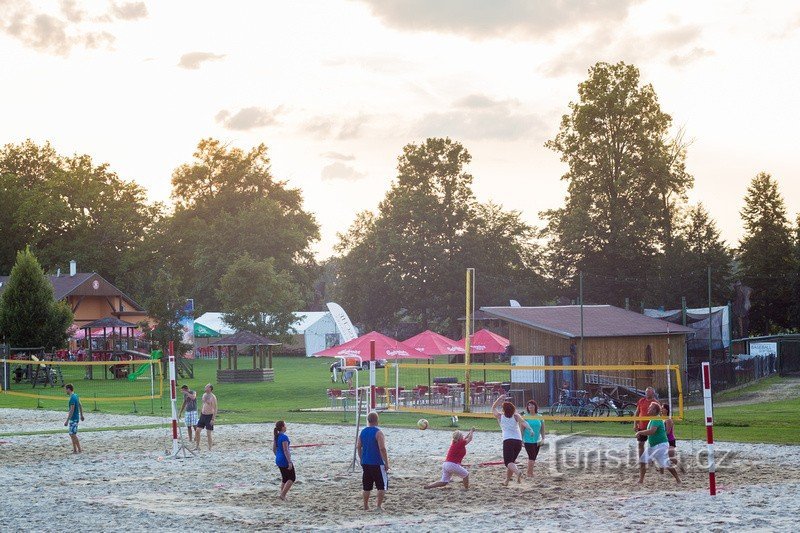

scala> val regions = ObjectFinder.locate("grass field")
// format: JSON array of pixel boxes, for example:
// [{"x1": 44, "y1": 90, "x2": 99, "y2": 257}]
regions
[{"x1": 2, "y1": 357, "x2": 798, "y2": 443}]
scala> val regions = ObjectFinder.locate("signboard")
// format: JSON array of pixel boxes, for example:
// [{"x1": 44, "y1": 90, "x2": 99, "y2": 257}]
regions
[
  {"x1": 511, "y1": 355, "x2": 545, "y2": 383},
  {"x1": 749, "y1": 342, "x2": 777, "y2": 357}
]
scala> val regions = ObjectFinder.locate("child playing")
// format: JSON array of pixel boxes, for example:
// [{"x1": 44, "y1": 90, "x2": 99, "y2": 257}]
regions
[
  {"x1": 636, "y1": 402, "x2": 680, "y2": 484},
  {"x1": 423, "y1": 428, "x2": 475, "y2": 490}
]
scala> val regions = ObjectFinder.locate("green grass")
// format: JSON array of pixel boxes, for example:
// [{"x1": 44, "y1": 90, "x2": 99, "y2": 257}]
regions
[
  {"x1": 2, "y1": 357, "x2": 799, "y2": 444},
  {"x1": 712, "y1": 375, "x2": 783, "y2": 402}
]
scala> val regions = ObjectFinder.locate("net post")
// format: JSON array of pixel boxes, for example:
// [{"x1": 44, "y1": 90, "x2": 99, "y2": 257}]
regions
[
  {"x1": 168, "y1": 341, "x2": 180, "y2": 458},
  {"x1": 369, "y1": 340, "x2": 376, "y2": 410},
  {"x1": 464, "y1": 268, "x2": 473, "y2": 413},
  {"x1": 702, "y1": 361, "x2": 717, "y2": 495}
]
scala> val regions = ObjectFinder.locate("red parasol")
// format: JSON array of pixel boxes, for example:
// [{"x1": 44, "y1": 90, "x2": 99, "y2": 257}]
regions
[
  {"x1": 313, "y1": 331, "x2": 431, "y2": 359},
  {"x1": 456, "y1": 328, "x2": 510, "y2": 354},
  {"x1": 404, "y1": 330, "x2": 464, "y2": 356}
]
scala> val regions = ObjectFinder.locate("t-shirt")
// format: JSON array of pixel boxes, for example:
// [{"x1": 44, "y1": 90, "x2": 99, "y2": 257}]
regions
[
  {"x1": 522, "y1": 414, "x2": 543, "y2": 444},
  {"x1": 184, "y1": 391, "x2": 197, "y2": 412},
  {"x1": 444, "y1": 439, "x2": 468, "y2": 464},
  {"x1": 636, "y1": 397, "x2": 654, "y2": 430},
  {"x1": 68, "y1": 393, "x2": 80, "y2": 422},
  {"x1": 275, "y1": 433, "x2": 290, "y2": 468},
  {"x1": 646, "y1": 420, "x2": 668, "y2": 447}
]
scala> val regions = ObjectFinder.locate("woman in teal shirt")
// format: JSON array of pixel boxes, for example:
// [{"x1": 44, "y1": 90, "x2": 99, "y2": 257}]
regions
[{"x1": 521, "y1": 400, "x2": 545, "y2": 477}]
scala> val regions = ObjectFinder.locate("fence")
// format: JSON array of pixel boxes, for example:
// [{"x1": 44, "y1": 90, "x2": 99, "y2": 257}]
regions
[{"x1": 687, "y1": 355, "x2": 776, "y2": 394}]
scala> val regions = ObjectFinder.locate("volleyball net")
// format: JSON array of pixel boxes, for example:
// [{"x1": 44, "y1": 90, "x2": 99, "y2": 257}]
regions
[
  {"x1": 0, "y1": 358, "x2": 164, "y2": 403},
  {"x1": 379, "y1": 361, "x2": 683, "y2": 422}
]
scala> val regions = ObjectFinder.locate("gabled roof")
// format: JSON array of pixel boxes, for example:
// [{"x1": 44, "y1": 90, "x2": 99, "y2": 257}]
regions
[
  {"x1": 208, "y1": 330, "x2": 281, "y2": 346},
  {"x1": 0, "y1": 272, "x2": 145, "y2": 312},
  {"x1": 481, "y1": 305, "x2": 695, "y2": 339}
]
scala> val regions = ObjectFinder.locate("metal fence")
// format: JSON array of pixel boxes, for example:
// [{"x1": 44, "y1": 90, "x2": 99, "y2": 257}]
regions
[{"x1": 687, "y1": 355, "x2": 776, "y2": 394}]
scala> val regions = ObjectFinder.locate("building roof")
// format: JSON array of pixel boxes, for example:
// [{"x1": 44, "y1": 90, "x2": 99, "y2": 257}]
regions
[
  {"x1": 457, "y1": 310, "x2": 501, "y2": 322},
  {"x1": 81, "y1": 317, "x2": 139, "y2": 329},
  {"x1": 481, "y1": 305, "x2": 695, "y2": 339},
  {"x1": 196, "y1": 311, "x2": 331, "y2": 337},
  {"x1": 208, "y1": 330, "x2": 281, "y2": 346},
  {"x1": 0, "y1": 272, "x2": 145, "y2": 312}
]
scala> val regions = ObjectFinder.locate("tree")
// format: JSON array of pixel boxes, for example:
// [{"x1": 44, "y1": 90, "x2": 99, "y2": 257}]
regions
[
  {"x1": 141, "y1": 268, "x2": 189, "y2": 354},
  {"x1": 789, "y1": 215, "x2": 800, "y2": 328},
  {"x1": 333, "y1": 138, "x2": 548, "y2": 334},
  {"x1": 167, "y1": 139, "x2": 319, "y2": 309},
  {"x1": 0, "y1": 247, "x2": 73, "y2": 348},
  {"x1": 218, "y1": 255, "x2": 302, "y2": 341},
  {"x1": 738, "y1": 172, "x2": 795, "y2": 333},
  {"x1": 543, "y1": 62, "x2": 693, "y2": 305},
  {"x1": 0, "y1": 140, "x2": 160, "y2": 297}
]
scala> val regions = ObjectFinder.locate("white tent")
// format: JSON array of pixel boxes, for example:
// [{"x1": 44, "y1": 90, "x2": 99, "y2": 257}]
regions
[{"x1": 195, "y1": 311, "x2": 340, "y2": 356}]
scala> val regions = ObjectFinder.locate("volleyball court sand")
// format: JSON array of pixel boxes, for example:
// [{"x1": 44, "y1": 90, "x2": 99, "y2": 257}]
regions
[{"x1": 1, "y1": 408, "x2": 799, "y2": 531}]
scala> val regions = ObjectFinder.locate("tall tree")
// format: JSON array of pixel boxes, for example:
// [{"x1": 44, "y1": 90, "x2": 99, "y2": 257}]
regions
[
  {"x1": 0, "y1": 247, "x2": 73, "y2": 348},
  {"x1": 333, "y1": 138, "x2": 546, "y2": 334},
  {"x1": 140, "y1": 268, "x2": 188, "y2": 354},
  {"x1": 218, "y1": 255, "x2": 302, "y2": 341},
  {"x1": 738, "y1": 172, "x2": 794, "y2": 333},
  {"x1": 168, "y1": 139, "x2": 319, "y2": 309},
  {"x1": 543, "y1": 62, "x2": 693, "y2": 305},
  {"x1": 0, "y1": 140, "x2": 160, "y2": 296}
]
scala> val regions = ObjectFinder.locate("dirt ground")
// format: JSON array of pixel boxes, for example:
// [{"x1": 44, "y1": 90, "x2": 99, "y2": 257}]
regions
[{"x1": 1, "y1": 408, "x2": 800, "y2": 531}]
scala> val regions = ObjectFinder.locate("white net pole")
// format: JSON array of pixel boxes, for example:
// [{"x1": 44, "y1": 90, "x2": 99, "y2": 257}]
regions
[{"x1": 168, "y1": 342, "x2": 180, "y2": 457}]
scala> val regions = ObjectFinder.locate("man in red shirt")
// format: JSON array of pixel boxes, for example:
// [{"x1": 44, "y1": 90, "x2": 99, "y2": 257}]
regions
[
  {"x1": 424, "y1": 428, "x2": 475, "y2": 490},
  {"x1": 635, "y1": 387, "x2": 657, "y2": 457}
]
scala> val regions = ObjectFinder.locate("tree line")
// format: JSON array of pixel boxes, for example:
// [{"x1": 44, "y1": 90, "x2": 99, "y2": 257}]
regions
[{"x1": 1, "y1": 61, "x2": 798, "y2": 346}]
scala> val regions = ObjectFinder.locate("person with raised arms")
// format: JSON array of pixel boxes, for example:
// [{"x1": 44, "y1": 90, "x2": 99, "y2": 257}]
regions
[
  {"x1": 492, "y1": 393, "x2": 531, "y2": 486},
  {"x1": 423, "y1": 428, "x2": 475, "y2": 491}
]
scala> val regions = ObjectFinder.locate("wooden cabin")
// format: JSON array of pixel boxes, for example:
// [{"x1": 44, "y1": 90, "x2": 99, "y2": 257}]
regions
[
  {"x1": 0, "y1": 263, "x2": 148, "y2": 330},
  {"x1": 482, "y1": 305, "x2": 693, "y2": 404}
]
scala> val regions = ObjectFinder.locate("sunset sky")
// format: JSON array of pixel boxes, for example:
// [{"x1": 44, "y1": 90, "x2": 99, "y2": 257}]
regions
[{"x1": 2, "y1": 0, "x2": 799, "y2": 257}]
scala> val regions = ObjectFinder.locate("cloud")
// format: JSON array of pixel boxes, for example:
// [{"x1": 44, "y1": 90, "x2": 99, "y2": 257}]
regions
[
  {"x1": 321, "y1": 161, "x2": 366, "y2": 182},
  {"x1": 215, "y1": 106, "x2": 282, "y2": 131},
  {"x1": 302, "y1": 115, "x2": 369, "y2": 140},
  {"x1": 178, "y1": 51, "x2": 226, "y2": 70},
  {"x1": 668, "y1": 47, "x2": 714, "y2": 67},
  {"x1": 321, "y1": 151, "x2": 355, "y2": 161},
  {"x1": 110, "y1": 2, "x2": 148, "y2": 21},
  {"x1": 539, "y1": 24, "x2": 707, "y2": 77},
  {"x1": 414, "y1": 94, "x2": 546, "y2": 141},
  {"x1": 354, "y1": 0, "x2": 642, "y2": 40},
  {"x1": 0, "y1": 0, "x2": 145, "y2": 56}
]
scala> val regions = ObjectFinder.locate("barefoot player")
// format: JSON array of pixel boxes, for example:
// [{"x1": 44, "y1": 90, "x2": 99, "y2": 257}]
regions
[
  {"x1": 64, "y1": 384, "x2": 84, "y2": 453},
  {"x1": 424, "y1": 428, "x2": 474, "y2": 490},
  {"x1": 357, "y1": 411, "x2": 389, "y2": 511},
  {"x1": 636, "y1": 402, "x2": 680, "y2": 484},
  {"x1": 195, "y1": 383, "x2": 217, "y2": 451}
]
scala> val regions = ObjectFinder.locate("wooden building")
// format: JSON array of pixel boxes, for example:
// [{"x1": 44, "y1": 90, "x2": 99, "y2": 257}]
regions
[
  {"x1": 0, "y1": 262, "x2": 148, "y2": 330},
  {"x1": 482, "y1": 305, "x2": 693, "y2": 404}
]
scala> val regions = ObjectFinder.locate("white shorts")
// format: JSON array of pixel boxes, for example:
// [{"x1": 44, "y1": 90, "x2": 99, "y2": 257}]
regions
[
  {"x1": 640, "y1": 442, "x2": 670, "y2": 468},
  {"x1": 441, "y1": 461, "x2": 469, "y2": 483}
]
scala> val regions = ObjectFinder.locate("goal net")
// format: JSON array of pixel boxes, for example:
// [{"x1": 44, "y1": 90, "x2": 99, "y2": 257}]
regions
[
  {"x1": 0, "y1": 358, "x2": 163, "y2": 403},
  {"x1": 380, "y1": 361, "x2": 682, "y2": 422}
]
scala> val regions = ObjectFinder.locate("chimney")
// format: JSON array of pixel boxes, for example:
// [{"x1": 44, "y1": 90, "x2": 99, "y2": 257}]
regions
[{"x1": 69, "y1": 260, "x2": 77, "y2": 277}]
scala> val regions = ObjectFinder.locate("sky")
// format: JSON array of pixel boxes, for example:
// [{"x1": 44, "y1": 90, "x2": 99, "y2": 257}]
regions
[{"x1": 1, "y1": 0, "x2": 799, "y2": 258}]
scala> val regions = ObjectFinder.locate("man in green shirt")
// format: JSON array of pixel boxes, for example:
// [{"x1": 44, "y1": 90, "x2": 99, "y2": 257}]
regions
[
  {"x1": 636, "y1": 401, "x2": 680, "y2": 484},
  {"x1": 64, "y1": 384, "x2": 84, "y2": 453}
]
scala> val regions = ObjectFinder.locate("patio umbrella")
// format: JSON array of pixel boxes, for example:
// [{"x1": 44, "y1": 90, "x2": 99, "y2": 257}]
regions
[
  {"x1": 404, "y1": 330, "x2": 464, "y2": 356},
  {"x1": 456, "y1": 328, "x2": 510, "y2": 354},
  {"x1": 404, "y1": 330, "x2": 463, "y2": 398},
  {"x1": 313, "y1": 331, "x2": 430, "y2": 360}
]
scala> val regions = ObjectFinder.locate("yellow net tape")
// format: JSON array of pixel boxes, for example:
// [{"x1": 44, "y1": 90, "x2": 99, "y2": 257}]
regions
[{"x1": 387, "y1": 363, "x2": 683, "y2": 421}]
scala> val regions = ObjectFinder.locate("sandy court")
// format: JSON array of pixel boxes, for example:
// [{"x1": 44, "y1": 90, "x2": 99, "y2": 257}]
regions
[{"x1": 1, "y1": 408, "x2": 799, "y2": 531}]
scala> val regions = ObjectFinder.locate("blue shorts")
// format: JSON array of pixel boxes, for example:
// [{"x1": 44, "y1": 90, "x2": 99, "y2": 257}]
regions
[
  {"x1": 68, "y1": 420, "x2": 79, "y2": 435},
  {"x1": 185, "y1": 410, "x2": 198, "y2": 427}
]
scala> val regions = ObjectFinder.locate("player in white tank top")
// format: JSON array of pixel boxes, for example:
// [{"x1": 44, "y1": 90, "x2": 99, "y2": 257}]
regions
[
  {"x1": 500, "y1": 414, "x2": 522, "y2": 440},
  {"x1": 492, "y1": 393, "x2": 531, "y2": 486}
]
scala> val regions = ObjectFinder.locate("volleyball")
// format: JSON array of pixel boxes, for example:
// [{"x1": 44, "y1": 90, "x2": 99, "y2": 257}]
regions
[{"x1": 417, "y1": 418, "x2": 429, "y2": 430}]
